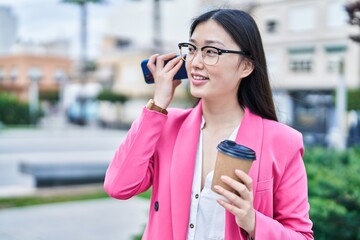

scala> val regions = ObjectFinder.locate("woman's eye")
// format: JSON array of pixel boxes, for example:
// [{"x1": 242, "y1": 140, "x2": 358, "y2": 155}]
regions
[
  {"x1": 205, "y1": 48, "x2": 218, "y2": 56},
  {"x1": 188, "y1": 46, "x2": 195, "y2": 53}
]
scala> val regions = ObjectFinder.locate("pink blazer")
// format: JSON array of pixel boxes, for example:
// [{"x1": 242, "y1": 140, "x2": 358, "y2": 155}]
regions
[{"x1": 104, "y1": 101, "x2": 313, "y2": 240}]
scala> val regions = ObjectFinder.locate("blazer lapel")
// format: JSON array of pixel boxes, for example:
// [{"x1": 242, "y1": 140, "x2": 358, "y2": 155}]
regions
[
  {"x1": 225, "y1": 107, "x2": 264, "y2": 240},
  {"x1": 170, "y1": 102, "x2": 202, "y2": 240},
  {"x1": 235, "y1": 107, "x2": 263, "y2": 194}
]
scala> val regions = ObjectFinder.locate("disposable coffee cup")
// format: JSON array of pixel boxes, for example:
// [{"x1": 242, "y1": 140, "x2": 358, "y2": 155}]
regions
[{"x1": 211, "y1": 140, "x2": 256, "y2": 193}]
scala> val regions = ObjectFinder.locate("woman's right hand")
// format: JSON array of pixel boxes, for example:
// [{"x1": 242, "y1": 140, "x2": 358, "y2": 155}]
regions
[{"x1": 147, "y1": 52, "x2": 184, "y2": 109}]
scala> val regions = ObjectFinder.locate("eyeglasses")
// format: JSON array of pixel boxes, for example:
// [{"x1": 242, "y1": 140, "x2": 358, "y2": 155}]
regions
[{"x1": 178, "y1": 42, "x2": 251, "y2": 66}]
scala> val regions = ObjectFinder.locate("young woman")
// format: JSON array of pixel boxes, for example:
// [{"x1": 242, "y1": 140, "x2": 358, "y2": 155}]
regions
[{"x1": 104, "y1": 9, "x2": 313, "y2": 240}]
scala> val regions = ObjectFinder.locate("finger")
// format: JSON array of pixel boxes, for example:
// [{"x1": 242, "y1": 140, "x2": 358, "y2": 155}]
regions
[
  {"x1": 156, "y1": 52, "x2": 177, "y2": 72},
  {"x1": 220, "y1": 175, "x2": 252, "y2": 200},
  {"x1": 216, "y1": 198, "x2": 245, "y2": 217},
  {"x1": 167, "y1": 57, "x2": 183, "y2": 74},
  {"x1": 213, "y1": 184, "x2": 245, "y2": 207},
  {"x1": 235, "y1": 169, "x2": 253, "y2": 192},
  {"x1": 147, "y1": 53, "x2": 159, "y2": 75},
  {"x1": 163, "y1": 55, "x2": 182, "y2": 71}
]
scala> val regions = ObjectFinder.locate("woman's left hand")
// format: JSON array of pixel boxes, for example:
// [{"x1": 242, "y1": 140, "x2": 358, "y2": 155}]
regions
[{"x1": 213, "y1": 169, "x2": 255, "y2": 238}]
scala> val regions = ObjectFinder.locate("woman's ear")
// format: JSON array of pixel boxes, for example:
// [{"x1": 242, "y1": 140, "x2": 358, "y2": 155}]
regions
[{"x1": 240, "y1": 59, "x2": 254, "y2": 78}]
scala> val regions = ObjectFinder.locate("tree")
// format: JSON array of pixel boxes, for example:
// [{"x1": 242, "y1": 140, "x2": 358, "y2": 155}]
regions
[
  {"x1": 61, "y1": 0, "x2": 106, "y2": 76},
  {"x1": 345, "y1": 0, "x2": 360, "y2": 43}
]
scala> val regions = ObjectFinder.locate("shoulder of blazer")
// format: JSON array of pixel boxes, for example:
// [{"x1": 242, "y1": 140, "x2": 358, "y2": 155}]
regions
[
  {"x1": 166, "y1": 104, "x2": 201, "y2": 126},
  {"x1": 262, "y1": 118, "x2": 304, "y2": 152}
]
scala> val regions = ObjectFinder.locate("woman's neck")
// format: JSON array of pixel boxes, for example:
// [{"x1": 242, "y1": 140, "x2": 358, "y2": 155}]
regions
[{"x1": 201, "y1": 97, "x2": 244, "y2": 130}]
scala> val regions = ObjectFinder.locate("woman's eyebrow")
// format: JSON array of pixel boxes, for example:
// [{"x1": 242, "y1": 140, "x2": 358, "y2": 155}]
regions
[
  {"x1": 189, "y1": 39, "x2": 196, "y2": 44},
  {"x1": 188, "y1": 38, "x2": 225, "y2": 47},
  {"x1": 204, "y1": 40, "x2": 225, "y2": 47}
]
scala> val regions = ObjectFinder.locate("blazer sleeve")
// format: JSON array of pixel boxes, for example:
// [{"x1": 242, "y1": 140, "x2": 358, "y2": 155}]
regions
[
  {"x1": 103, "y1": 107, "x2": 167, "y2": 200},
  {"x1": 254, "y1": 134, "x2": 313, "y2": 239}
]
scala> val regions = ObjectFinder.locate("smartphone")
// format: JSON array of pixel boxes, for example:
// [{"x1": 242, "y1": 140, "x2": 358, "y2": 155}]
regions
[{"x1": 141, "y1": 58, "x2": 188, "y2": 84}]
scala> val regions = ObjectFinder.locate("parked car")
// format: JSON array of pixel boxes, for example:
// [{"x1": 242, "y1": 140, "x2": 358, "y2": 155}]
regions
[{"x1": 66, "y1": 98, "x2": 98, "y2": 125}]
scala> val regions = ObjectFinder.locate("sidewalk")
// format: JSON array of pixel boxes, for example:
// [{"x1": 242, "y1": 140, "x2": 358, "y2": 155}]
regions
[{"x1": 0, "y1": 196, "x2": 149, "y2": 240}]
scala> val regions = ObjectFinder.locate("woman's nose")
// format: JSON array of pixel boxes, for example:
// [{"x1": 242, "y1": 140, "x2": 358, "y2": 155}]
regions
[{"x1": 190, "y1": 51, "x2": 204, "y2": 68}]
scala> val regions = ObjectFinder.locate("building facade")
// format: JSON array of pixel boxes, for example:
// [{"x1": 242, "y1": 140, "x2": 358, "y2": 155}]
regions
[
  {"x1": 249, "y1": 0, "x2": 360, "y2": 146},
  {"x1": 0, "y1": 54, "x2": 72, "y2": 101}
]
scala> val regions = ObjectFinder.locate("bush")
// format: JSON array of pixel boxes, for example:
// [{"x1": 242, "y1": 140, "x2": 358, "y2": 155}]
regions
[
  {"x1": 39, "y1": 90, "x2": 59, "y2": 104},
  {"x1": 348, "y1": 88, "x2": 360, "y2": 111},
  {"x1": 96, "y1": 90, "x2": 128, "y2": 103},
  {"x1": 304, "y1": 147, "x2": 360, "y2": 239},
  {"x1": 0, "y1": 92, "x2": 42, "y2": 125}
]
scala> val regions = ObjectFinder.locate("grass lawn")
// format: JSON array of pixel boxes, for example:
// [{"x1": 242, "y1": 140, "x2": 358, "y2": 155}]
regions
[{"x1": 0, "y1": 187, "x2": 152, "y2": 209}]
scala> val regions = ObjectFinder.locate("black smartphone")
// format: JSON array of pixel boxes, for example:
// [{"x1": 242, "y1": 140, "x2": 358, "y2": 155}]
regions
[{"x1": 141, "y1": 58, "x2": 188, "y2": 84}]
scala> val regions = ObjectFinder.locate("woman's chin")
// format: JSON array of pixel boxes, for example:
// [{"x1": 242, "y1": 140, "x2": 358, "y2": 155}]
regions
[{"x1": 189, "y1": 89, "x2": 203, "y2": 99}]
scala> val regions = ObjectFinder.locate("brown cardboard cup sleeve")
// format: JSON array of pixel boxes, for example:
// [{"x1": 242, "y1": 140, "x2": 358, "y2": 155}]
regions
[{"x1": 211, "y1": 140, "x2": 256, "y2": 193}]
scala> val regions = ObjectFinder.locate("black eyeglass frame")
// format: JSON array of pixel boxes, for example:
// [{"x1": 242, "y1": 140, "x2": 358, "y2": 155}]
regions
[{"x1": 178, "y1": 42, "x2": 252, "y2": 64}]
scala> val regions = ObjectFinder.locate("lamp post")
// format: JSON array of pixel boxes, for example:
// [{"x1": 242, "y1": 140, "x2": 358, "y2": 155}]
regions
[
  {"x1": 153, "y1": 0, "x2": 162, "y2": 52},
  {"x1": 28, "y1": 68, "x2": 43, "y2": 125},
  {"x1": 335, "y1": 59, "x2": 347, "y2": 150},
  {"x1": 54, "y1": 69, "x2": 68, "y2": 118}
]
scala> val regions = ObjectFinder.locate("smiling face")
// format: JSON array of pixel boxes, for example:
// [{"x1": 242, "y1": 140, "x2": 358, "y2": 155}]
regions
[{"x1": 186, "y1": 19, "x2": 252, "y2": 101}]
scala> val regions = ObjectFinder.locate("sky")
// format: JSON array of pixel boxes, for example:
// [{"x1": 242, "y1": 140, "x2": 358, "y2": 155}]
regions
[{"x1": 0, "y1": 0, "x2": 129, "y2": 59}]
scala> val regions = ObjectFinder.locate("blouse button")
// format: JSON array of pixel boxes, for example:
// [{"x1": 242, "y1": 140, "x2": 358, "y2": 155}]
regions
[
  {"x1": 195, "y1": 194, "x2": 199, "y2": 199},
  {"x1": 189, "y1": 223, "x2": 194, "y2": 229}
]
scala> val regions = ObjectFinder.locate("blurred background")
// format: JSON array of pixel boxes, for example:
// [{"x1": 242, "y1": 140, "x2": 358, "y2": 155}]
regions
[{"x1": 0, "y1": 0, "x2": 359, "y2": 239}]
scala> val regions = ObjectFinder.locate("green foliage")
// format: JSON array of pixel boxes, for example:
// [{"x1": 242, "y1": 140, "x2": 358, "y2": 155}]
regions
[
  {"x1": 0, "y1": 92, "x2": 30, "y2": 125},
  {"x1": 39, "y1": 90, "x2": 59, "y2": 104},
  {"x1": 348, "y1": 88, "x2": 360, "y2": 111},
  {"x1": 84, "y1": 60, "x2": 97, "y2": 72},
  {"x1": 304, "y1": 147, "x2": 360, "y2": 239},
  {"x1": 0, "y1": 92, "x2": 43, "y2": 125},
  {"x1": 137, "y1": 188, "x2": 151, "y2": 200},
  {"x1": 96, "y1": 90, "x2": 129, "y2": 103},
  {"x1": 0, "y1": 190, "x2": 109, "y2": 209}
]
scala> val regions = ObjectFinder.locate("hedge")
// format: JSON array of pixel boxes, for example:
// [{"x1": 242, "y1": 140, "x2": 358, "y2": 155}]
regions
[
  {"x1": 96, "y1": 90, "x2": 128, "y2": 103},
  {"x1": 348, "y1": 88, "x2": 360, "y2": 111},
  {"x1": 39, "y1": 90, "x2": 59, "y2": 104},
  {"x1": 0, "y1": 92, "x2": 42, "y2": 125},
  {"x1": 304, "y1": 147, "x2": 360, "y2": 239}
]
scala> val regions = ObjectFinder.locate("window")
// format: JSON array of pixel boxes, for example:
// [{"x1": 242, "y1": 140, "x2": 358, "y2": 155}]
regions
[
  {"x1": 288, "y1": 47, "x2": 315, "y2": 73},
  {"x1": 10, "y1": 67, "x2": 18, "y2": 81},
  {"x1": 289, "y1": 60, "x2": 313, "y2": 72},
  {"x1": 0, "y1": 68, "x2": 4, "y2": 81},
  {"x1": 288, "y1": 5, "x2": 316, "y2": 31},
  {"x1": 28, "y1": 67, "x2": 43, "y2": 81},
  {"x1": 324, "y1": 45, "x2": 346, "y2": 73},
  {"x1": 54, "y1": 69, "x2": 66, "y2": 82},
  {"x1": 266, "y1": 20, "x2": 278, "y2": 33},
  {"x1": 326, "y1": 2, "x2": 347, "y2": 27}
]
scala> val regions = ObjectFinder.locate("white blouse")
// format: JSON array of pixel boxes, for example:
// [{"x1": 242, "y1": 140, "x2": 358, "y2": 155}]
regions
[{"x1": 187, "y1": 118, "x2": 240, "y2": 240}]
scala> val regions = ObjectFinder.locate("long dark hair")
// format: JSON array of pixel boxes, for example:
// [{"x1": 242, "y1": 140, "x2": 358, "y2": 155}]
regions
[{"x1": 190, "y1": 9, "x2": 278, "y2": 121}]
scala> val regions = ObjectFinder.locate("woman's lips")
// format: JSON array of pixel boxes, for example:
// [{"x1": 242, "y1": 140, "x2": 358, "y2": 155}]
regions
[{"x1": 191, "y1": 73, "x2": 209, "y2": 86}]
